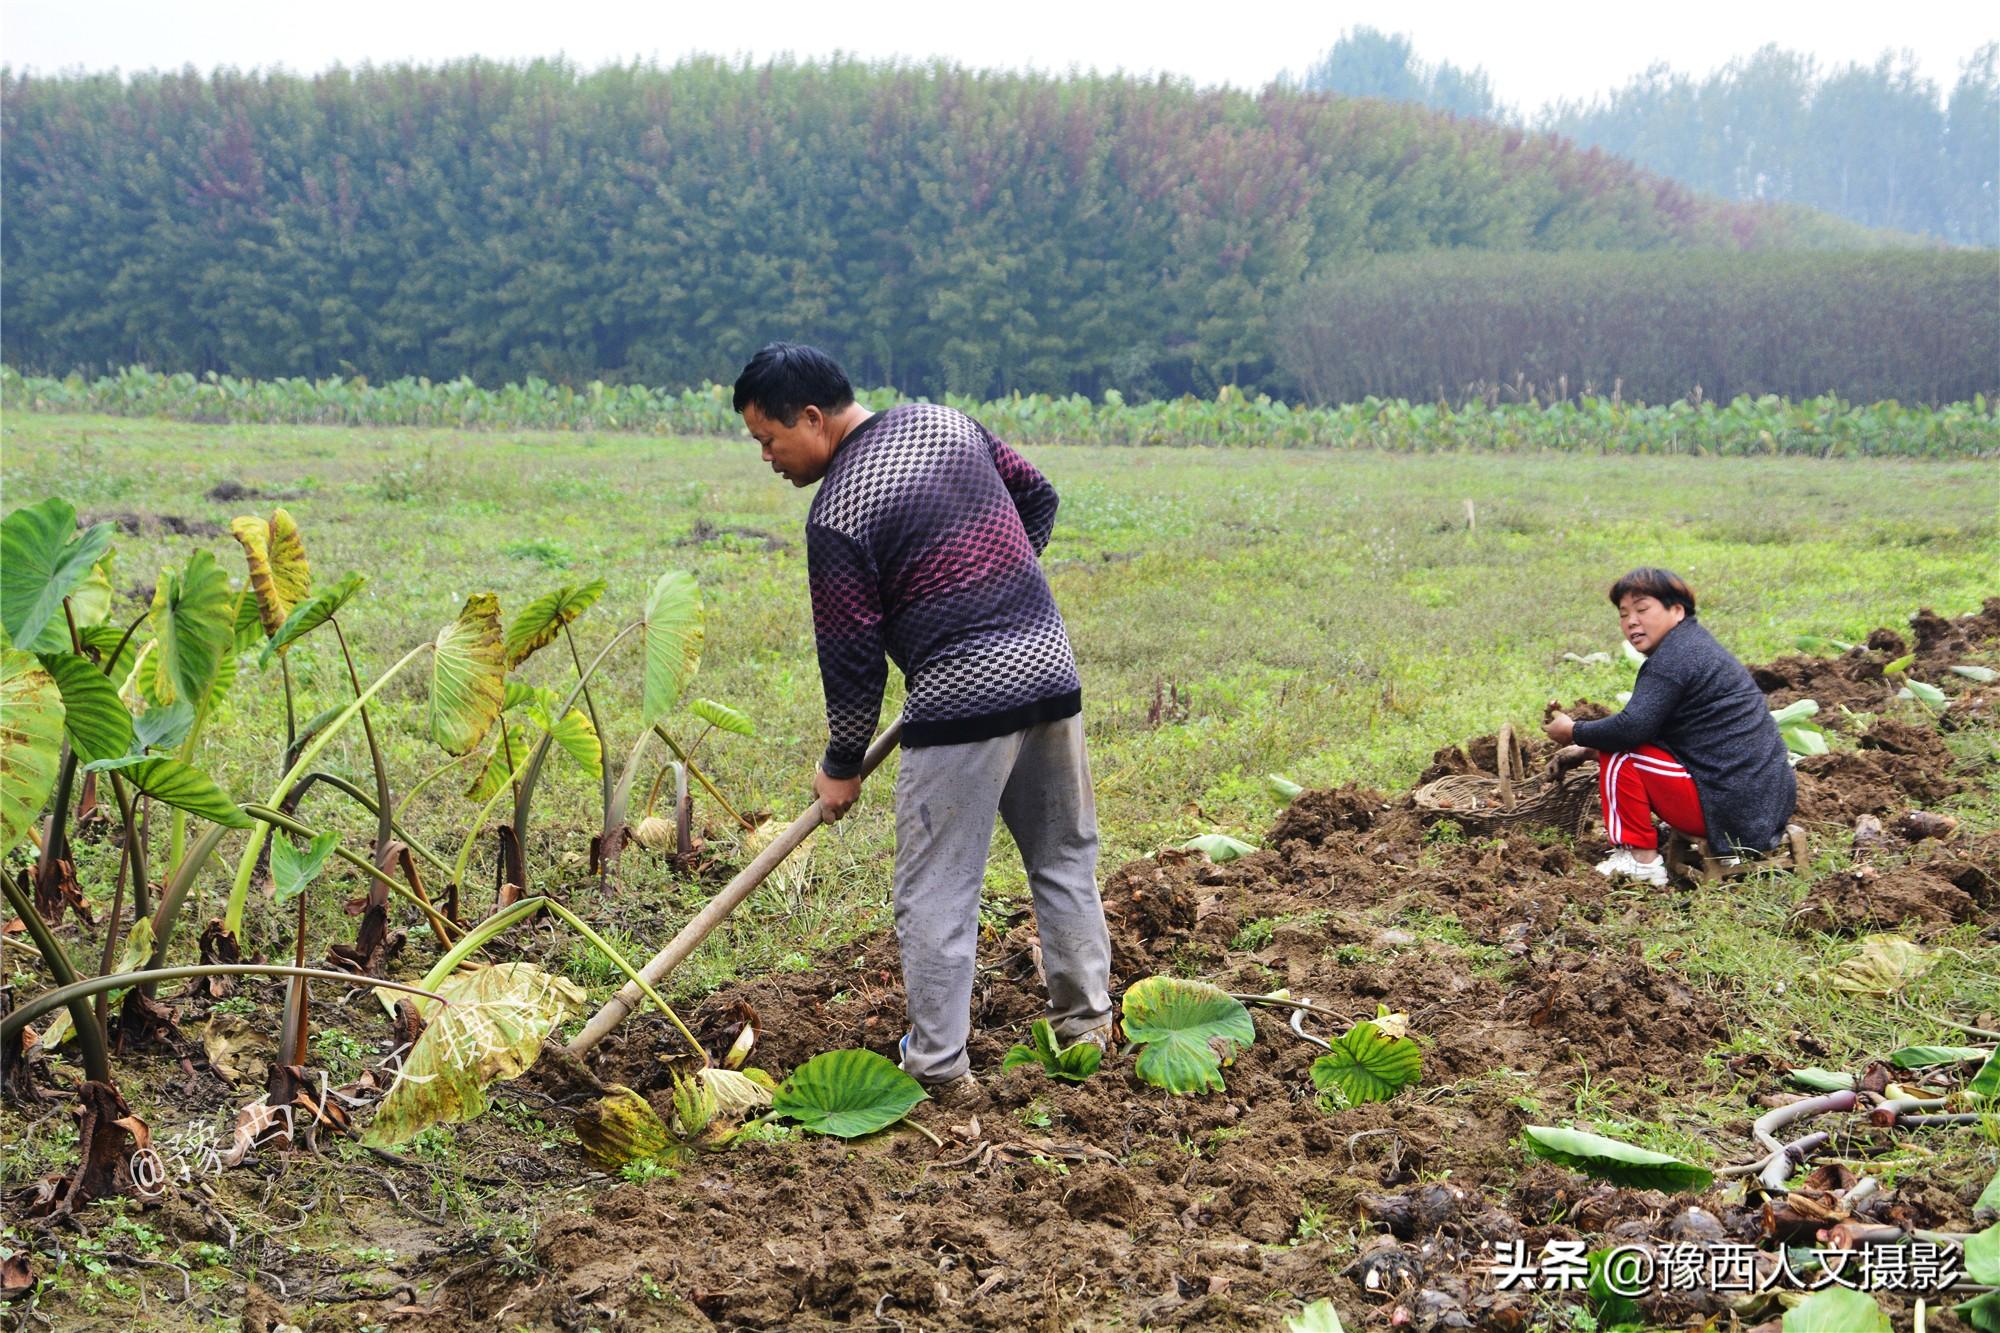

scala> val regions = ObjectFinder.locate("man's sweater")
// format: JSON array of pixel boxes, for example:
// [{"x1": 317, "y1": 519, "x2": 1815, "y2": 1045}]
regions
[
  {"x1": 1572, "y1": 617, "x2": 1796, "y2": 854},
  {"x1": 806, "y1": 403, "x2": 1082, "y2": 778}
]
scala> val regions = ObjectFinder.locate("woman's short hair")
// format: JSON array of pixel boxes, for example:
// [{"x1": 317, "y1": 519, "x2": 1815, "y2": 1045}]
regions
[{"x1": 1609, "y1": 567, "x2": 1696, "y2": 617}]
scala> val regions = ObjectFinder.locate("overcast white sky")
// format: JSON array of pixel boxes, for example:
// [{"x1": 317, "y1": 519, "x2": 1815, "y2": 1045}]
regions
[{"x1": 3, "y1": 0, "x2": 1993, "y2": 110}]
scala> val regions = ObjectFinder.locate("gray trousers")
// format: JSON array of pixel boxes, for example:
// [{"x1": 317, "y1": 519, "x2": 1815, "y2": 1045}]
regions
[{"x1": 892, "y1": 713, "x2": 1113, "y2": 1083}]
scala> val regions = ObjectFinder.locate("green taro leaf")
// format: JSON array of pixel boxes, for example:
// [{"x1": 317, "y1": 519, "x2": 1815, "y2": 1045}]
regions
[
  {"x1": 1121, "y1": 976, "x2": 1256, "y2": 1095},
  {"x1": 1950, "y1": 664, "x2": 1999, "y2": 683},
  {"x1": 1966, "y1": 1224, "x2": 2000, "y2": 1284},
  {"x1": 533, "y1": 703, "x2": 603, "y2": 780},
  {"x1": 39, "y1": 652, "x2": 132, "y2": 764},
  {"x1": 1286, "y1": 1300, "x2": 1346, "y2": 1333},
  {"x1": 688, "y1": 697, "x2": 755, "y2": 737},
  {"x1": 1883, "y1": 652, "x2": 1916, "y2": 675},
  {"x1": 80, "y1": 622, "x2": 138, "y2": 679},
  {"x1": 503, "y1": 578, "x2": 607, "y2": 667},
  {"x1": 1781, "y1": 724, "x2": 1829, "y2": 757},
  {"x1": 1769, "y1": 699, "x2": 1821, "y2": 726},
  {"x1": 1310, "y1": 1020, "x2": 1423, "y2": 1105},
  {"x1": 641, "y1": 572, "x2": 704, "y2": 725},
  {"x1": 149, "y1": 550, "x2": 234, "y2": 707},
  {"x1": 1888, "y1": 1045, "x2": 1991, "y2": 1068},
  {"x1": 1781, "y1": 1286, "x2": 1891, "y2": 1332},
  {"x1": 1001, "y1": 1019, "x2": 1102, "y2": 1082},
  {"x1": 1959, "y1": 1291, "x2": 2000, "y2": 1333},
  {"x1": 771, "y1": 1048, "x2": 927, "y2": 1138},
  {"x1": 231, "y1": 582, "x2": 264, "y2": 651},
  {"x1": 29, "y1": 555, "x2": 114, "y2": 654},
  {"x1": 365, "y1": 962, "x2": 584, "y2": 1146},
  {"x1": 271, "y1": 829, "x2": 341, "y2": 904},
  {"x1": 1, "y1": 497, "x2": 116, "y2": 650},
  {"x1": 81, "y1": 755, "x2": 250, "y2": 828},
  {"x1": 133, "y1": 700, "x2": 197, "y2": 754},
  {"x1": 1972, "y1": 1052, "x2": 2000, "y2": 1102},
  {"x1": 1794, "y1": 635, "x2": 1854, "y2": 655},
  {"x1": 0, "y1": 649, "x2": 66, "y2": 858},
  {"x1": 261, "y1": 571, "x2": 367, "y2": 665},
  {"x1": 1182, "y1": 833, "x2": 1257, "y2": 862},
  {"x1": 1786, "y1": 1067, "x2": 1857, "y2": 1092},
  {"x1": 1898, "y1": 679, "x2": 1947, "y2": 708},
  {"x1": 1267, "y1": 773, "x2": 1304, "y2": 800},
  {"x1": 1521, "y1": 1126, "x2": 1713, "y2": 1192},
  {"x1": 430, "y1": 592, "x2": 506, "y2": 755}
]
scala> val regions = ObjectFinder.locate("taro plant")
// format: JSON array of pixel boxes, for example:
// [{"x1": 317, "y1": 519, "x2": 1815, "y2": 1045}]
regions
[
  {"x1": 1002, "y1": 1019, "x2": 1103, "y2": 1083},
  {"x1": 1120, "y1": 976, "x2": 1256, "y2": 1095},
  {"x1": 1519, "y1": 1125, "x2": 1714, "y2": 1191},
  {"x1": 1309, "y1": 1009, "x2": 1424, "y2": 1107},
  {"x1": 1770, "y1": 698, "x2": 1829, "y2": 758}
]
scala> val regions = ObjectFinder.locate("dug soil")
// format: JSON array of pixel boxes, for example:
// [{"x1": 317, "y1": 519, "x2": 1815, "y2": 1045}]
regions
[{"x1": 378, "y1": 600, "x2": 1998, "y2": 1331}]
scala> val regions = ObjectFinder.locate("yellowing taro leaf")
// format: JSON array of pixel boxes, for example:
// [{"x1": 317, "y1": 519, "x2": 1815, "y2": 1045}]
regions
[
  {"x1": 1826, "y1": 935, "x2": 1935, "y2": 994},
  {"x1": 0, "y1": 648, "x2": 65, "y2": 858},
  {"x1": 428, "y1": 593, "x2": 506, "y2": 755},
  {"x1": 573, "y1": 1085, "x2": 674, "y2": 1168},
  {"x1": 503, "y1": 579, "x2": 606, "y2": 667},
  {"x1": 365, "y1": 962, "x2": 584, "y2": 1147},
  {"x1": 230, "y1": 511, "x2": 312, "y2": 637}
]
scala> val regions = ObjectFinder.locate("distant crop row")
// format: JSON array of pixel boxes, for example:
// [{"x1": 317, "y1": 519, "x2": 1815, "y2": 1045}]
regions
[{"x1": 6, "y1": 366, "x2": 1995, "y2": 458}]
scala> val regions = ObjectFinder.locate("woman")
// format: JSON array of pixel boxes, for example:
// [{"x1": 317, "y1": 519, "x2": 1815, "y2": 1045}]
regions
[{"x1": 1544, "y1": 568, "x2": 1796, "y2": 886}]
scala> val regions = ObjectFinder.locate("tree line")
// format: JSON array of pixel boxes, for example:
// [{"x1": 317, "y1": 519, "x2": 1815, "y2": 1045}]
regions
[
  {"x1": 2, "y1": 58, "x2": 1873, "y2": 401},
  {"x1": 1297, "y1": 29, "x2": 1999, "y2": 245}
]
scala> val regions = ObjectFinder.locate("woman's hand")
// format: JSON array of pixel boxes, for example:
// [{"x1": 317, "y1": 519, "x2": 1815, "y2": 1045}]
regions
[{"x1": 1542, "y1": 706, "x2": 1576, "y2": 745}]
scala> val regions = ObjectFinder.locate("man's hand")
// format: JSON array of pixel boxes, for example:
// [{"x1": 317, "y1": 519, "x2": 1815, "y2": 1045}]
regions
[
  {"x1": 814, "y1": 767, "x2": 862, "y2": 822},
  {"x1": 1542, "y1": 706, "x2": 1576, "y2": 745}
]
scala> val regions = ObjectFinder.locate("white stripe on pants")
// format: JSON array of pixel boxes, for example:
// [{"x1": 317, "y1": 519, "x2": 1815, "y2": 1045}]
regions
[{"x1": 892, "y1": 713, "x2": 1113, "y2": 1083}]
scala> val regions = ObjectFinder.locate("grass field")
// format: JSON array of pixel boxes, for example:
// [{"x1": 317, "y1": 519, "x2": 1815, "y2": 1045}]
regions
[
  {"x1": 5, "y1": 412, "x2": 1996, "y2": 979},
  {"x1": 2, "y1": 411, "x2": 1997, "y2": 1328}
]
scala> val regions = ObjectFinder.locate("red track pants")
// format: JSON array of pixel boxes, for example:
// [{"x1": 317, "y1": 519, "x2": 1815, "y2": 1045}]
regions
[{"x1": 1597, "y1": 745, "x2": 1706, "y2": 850}]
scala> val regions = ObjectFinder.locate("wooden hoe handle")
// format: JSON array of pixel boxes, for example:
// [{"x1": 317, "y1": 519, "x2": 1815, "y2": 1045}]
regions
[{"x1": 565, "y1": 719, "x2": 903, "y2": 1057}]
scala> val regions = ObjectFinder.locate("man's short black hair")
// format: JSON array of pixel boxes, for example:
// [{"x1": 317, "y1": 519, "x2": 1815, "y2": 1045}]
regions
[
  {"x1": 732, "y1": 342, "x2": 855, "y2": 426},
  {"x1": 1609, "y1": 567, "x2": 1696, "y2": 617}
]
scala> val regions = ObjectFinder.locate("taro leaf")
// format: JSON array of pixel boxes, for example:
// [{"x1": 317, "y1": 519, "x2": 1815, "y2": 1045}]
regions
[
  {"x1": 1781, "y1": 724, "x2": 1829, "y2": 757},
  {"x1": 1786, "y1": 1068, "x2": 1857, "y2": 1092},
  {"x1": 231, "y1": 583, "x2": 264, "y2": 651},
  {"x1": 80, "y1": 755, "x2": 250, "y2": 828},
  {"x1": 1121, "y1": 976, "x2": 1255, "y2": 1096},
  {"x1": 539, "y1": 705, "x2": 602, "y2": 780},
  {"x1": 38, "y1": 653, "x2": 132, "y2": 765},
  {"x1": 29, "y1": 556, "x2": 114, "y2": 654},
  {"x1": 771, "y1": 1049, "x2": 926, "y2": 1138},
  {"x1": 641, "y1": 571, "x2": 703, "y2": 726},
  {"x1": 1780, "y1": 1286, "x2": 1891, "y2": 1332},
  {"x1": 132, "y1": 700, "x2": 196, "y2": 754},
  {"x1": 149, "y1": 550, "x2": 233, "y2": 707},
  {"x1": 1001, "y1": 1019, "x2": 1102, "y2": 1082},
  {"x1": 229, "y1": 513, "x2": 312, "y2": 638},
  {"x1": 429, "y1": 592, "x2": 506, "y2": 755},
  {"x1": 688, "y1": 697, "x2": 755, "y2": 737},
  {"x1": 80, "y1": 622, "x2": 138, "y2": 679},
  {"x1": 1883, "y1": 652, "x2": 1916, "y2": 676},
  {"x1": 1310, "y1": 1020, "x2": 1423, "y2": 1106},
  {"x1": 1794, "y1": 635, "x2": 1854, "y2": 654},
  {"x1": 1267, "y1": 773, "x2": 1303, "y2": 800},
  {"x1": 1898, "y1": 680, "x2": 1947, "y2": 708},
  {"x1": 39, "y1": 916, "x2": 156, "y2": 1052},
  {"x1": 503, "y1": 578, "x2": 607, "y2": 667},
  {"x1": 1182, "y1": 833, "x2": 1256, "y2": 863},
  {"x1": 1620, "y1": 639, "x2": 1645, "y2": 664},
  {"x1": 365, "y1": 962, "x2": 584, "y2": 1146},
  {"x1": 1978, "y1": 1167, "x2": 2000, "y2": 1218},
  {"x1": 271, "y1": 829, "x2": 340, "y2": 905},
  {"x1": 1520, "y1": 1125, "x2": 1714, "y2": 1192},
  {"x1": 1960, "y1": 1292, "x2": 2000, "y2": 1333},
  {"x1": 1586, "y1": 1248, "x2": 1641, "y2": 1328},
  {"x1": 1285, "y1": 1300, "x2": 1346, "y2": 1333},
  {"x1": 1826, "y1": 935, "x2": 1934, "y2": 994},
  {"x1": 261, "y1": 571, "x2": 367, "y2": 665},
  {"x1": 1966, "y1": 1224, "x2": 2000, "y2": 1284},
  {"x1": 1951, "y1": 665, "x2": 2000, "y2": 683},
  {"x1": 0, "y1": 649, "x2": 66, "y2": 857},
  {"x1": 1888, "y1": 1045, "x2": 1991, "y2": 1068},
  {"x1": 698, "y1": 1066, "x2": 774, "y2": 1115},
  {"x1": 464, "y1": 732, "x2": 527, "y2": 804},
  {"x1": 1769, "y1": 699, "x2": 1821, "y2": 726},
  {"x1": 0, "y1": 497, "x2": 116, "y2": 650},
  {"x1": 1971, "y1": 1052, "x2": 2000, "y2": 1102}
]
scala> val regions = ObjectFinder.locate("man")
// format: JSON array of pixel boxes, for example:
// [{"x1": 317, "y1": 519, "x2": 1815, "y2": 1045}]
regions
[{"x1": 734, "y1": 342, "x2": 1114, "y2": 1102}]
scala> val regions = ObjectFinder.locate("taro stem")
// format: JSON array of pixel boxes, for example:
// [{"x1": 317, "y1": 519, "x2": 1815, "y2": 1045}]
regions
[
  {"x1": 1, "y1": 873, "x2": 111, "y2": 1083},
  {"x1": 331, "y1": 620, "x2": 394, "y2": 863}
]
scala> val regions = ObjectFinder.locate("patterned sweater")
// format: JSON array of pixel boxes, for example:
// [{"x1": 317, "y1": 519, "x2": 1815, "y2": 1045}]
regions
[{"x1": 806, "y1": 403, "x2": 1082, "y2": 778}]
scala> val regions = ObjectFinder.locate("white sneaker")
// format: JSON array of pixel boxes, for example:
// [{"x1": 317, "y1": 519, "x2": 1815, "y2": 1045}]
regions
[{"x1": 1593, "y1": 848, "x2": 1669, "y2": 886}]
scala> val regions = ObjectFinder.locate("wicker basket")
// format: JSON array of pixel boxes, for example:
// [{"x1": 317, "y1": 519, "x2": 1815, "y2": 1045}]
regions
[{"x1": 1412, "y1": 724, "x2": 1599, "y2": 836}]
